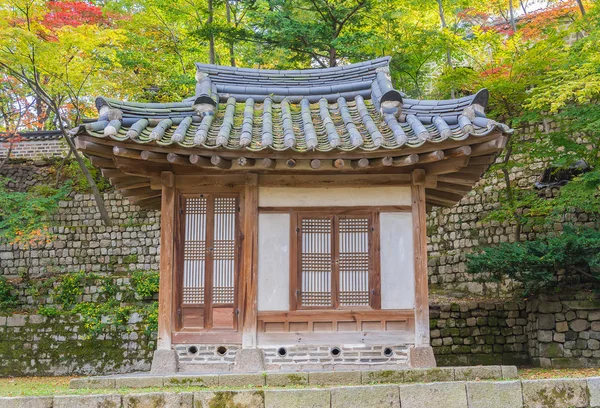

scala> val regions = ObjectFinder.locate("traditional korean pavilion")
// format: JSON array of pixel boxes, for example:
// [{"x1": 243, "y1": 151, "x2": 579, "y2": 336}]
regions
[{"x1": 73, "y1": 57, "x2": 511, "y2": 373}]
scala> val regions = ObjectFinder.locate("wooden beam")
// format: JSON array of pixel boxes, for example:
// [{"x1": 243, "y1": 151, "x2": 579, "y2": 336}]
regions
[
  {"x1": 438, "y1": 171, "x2": 482, "y2": 185},
  {"x1": 210, "y1": 156, "x2": 232, "y2": 169},
  {"x1": 412, "y1": 169, "x2": 426, "y2": 185},
  {"x1": 420, "y1": 157, "x2": 470, "y2": 176},
  {"x1": 444, "y1": 145, "x2": 471, "y2": 158},
  {"x1": 426, "y1": 189, "x2": 463, "y2": 206},
  {"x1": 434, "y1": 182, "x2": 472, "y2": 195},
  {"x1": 189, "y1": 154, "x2": 212, "y2": 167},
  {"x1": 101, "y1": 169, "x2": 126, "y2": 179},
  {"x1": 238, "y1": 157, "x2": 256, "y2": 167},
  {"x1": 161, "y1": 171, "x2": 175, "y2": 188},
  {"x1": 310, "y1": 159, "x2": 321, "y2": 169},
  {"x1": 167, "y1": 153, "x2": 189, "y2": 166},
  {"x1": 141, "y1": 150, "x2": 169, "y2": 163},
  {"x1": 333, "y1": 158, "x2": 345, "y2": 169},
  {"x1": 75, "y1": 139, "x2": 114, "y2": 158},
  {"x1": 113, "y1": 146, "x2": 142, "y2": 160},
  {"x1": 469, "y1": 155, "x2": 497, "y2": 166},
  {"x1": 470, "y1": 136, "x2": 508, "y2": 156},
  {"x1": 418, "y1": 150, "x2": 444, "y2": 164},
  {"x1": 259, "y1": 174, "x2": 412, "y2": 187},
  {"x1": 88, "y1": 155, "x2": 116, "y2": 169},
  {"x1": 131, "y1": 196, "x2": 161, "y2": 209},
  {"x1": 119, "y1": 187, "x2": 157, "y2": 198},
  {"x1": 241, "y1": 174, "x2": 259, "y2": 348},
  {"x1": 113, "y1": 178, "x2": 150, "y2": 191},
  {"x1": 114, "y1": 157, "x2": 169, "y2": 178},
  {"x1": 393, "y1": 153, "x2": 419, "y2": 167},
  {"x1": 157, "y1": 171, "x2": 176, "y2": 350},
  {"x1": 411, "y1": 182, "x2": 430, "y2": 347},
  {"x1": 262, "y1": 158, "x2": 276, "y2": 169},
  {"x1": 351, "y1": 158, "x2": 370, "y2": 169}
]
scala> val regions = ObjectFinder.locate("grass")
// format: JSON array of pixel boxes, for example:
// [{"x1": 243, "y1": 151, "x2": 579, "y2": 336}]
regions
[{"x1": 2, "y1": 368, "x2": 600, "y2": 397}]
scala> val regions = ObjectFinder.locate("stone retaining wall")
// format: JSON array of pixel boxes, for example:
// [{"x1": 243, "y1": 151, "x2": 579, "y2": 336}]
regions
[
  {"x1": 430, "y1": 300, "x2": 529, "y2": 366},
  {"x1": 5, "y1": 376, "x2": 600, "y2": 408},
  {"x1": 0, "y1": 313, "x2": 153, "y2": 376},
  {"x1": 527, "y1": 290, "x2": 600, "y2": 368}
]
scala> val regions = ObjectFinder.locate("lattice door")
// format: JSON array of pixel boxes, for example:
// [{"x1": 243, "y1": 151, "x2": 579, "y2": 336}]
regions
[
  {"x1": 179, "y1": 194, "x2": 239, "y2": 331},
  {"x1": 297, "y1": 213, "x2": 373, "y2": 309}
]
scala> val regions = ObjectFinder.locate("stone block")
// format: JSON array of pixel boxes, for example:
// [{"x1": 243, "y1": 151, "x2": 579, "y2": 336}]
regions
[
  {"x1": 454, "y1": 365, "x2": 502, "y2": 381},
  {"x1": 219, "y1": 373, "x2": 265, "y2": 387},
  {"x1": 164, "y1": 375, "x2": 219, "y2": 387},
  {"x1": 538, "y1": 314, "x2": 555, "y2": 330},
  {"x1": 331, "y1": 385, "x2": 400, "y2": 408},
  {"x1": 306, "y1": 370, "x2": 362, "y2": 386},
  {"x1": 362, "y1": 369, "x2": 404, "y2": 384},
  {"x1": 195, "y1": 391, "x2": 264, "y2": 408},
  {"x1": 151, "y1": 349, "x2": 178, "y2": 374},
  {"x1": 404, "y1": 367, "x2": 454, "y2": 383},
  {"x1": 234, "y1": 349, "x2": 265, "y2": 372},
  {"x1": 539, "y1": 343, "x2": 564, "y2": 358},
  {"x1": 123, "y1": 392, "x2": 189, "y2": 408},
  {"x1": 588, "y1": 377, "x2": 600, "y2": 407},
  {"x1": 522, "y1": 378, "x2": 588, "y2": 408},
  {"x1": 54, "y1": 395, "x2": 121, "y2": 408},
  {"x1": 0, "y1": 397, "x2": 53, "y2": 408},
  {"x1": 409, "y1": 346, "x2": 436, "y2": 368},
  {"x1": 266, "y1": 372, "x2": 308, "y2": 387},
  {"x1": 466, "y1": 381, "x2": 523, "y2": 408},
  {"x1": 264, "y1": 389, "x2": 330, "y2": 408},
  {"x1": 538, "y1": 302, "x2": 562, "y2": 313},
  {"x1": 400, "y1": 382, "x2": 467, "y2": 408},
  {"x1": 115, "y1": 375, "x2": 164, "y2": 388},
  {"x1": 570, "y1": 319, "x2": 590, "y2": 332},
  {"x1": 501, "y1": 365, "x2": 519, "y2": 379},
  {"x1": 69, "y1": 377, "x2": 116, "y2": 389}
]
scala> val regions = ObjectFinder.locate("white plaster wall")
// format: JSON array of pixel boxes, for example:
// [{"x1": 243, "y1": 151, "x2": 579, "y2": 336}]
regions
[
  {"x1": 380, "y1": 212, "x2": 415, "y2": 309},
  {"x1": 257, "y1": 213, "x2": 290, "y2": 311},
  {"x1": 258, "y1": 186, "x2": 411, "y2": 207}
]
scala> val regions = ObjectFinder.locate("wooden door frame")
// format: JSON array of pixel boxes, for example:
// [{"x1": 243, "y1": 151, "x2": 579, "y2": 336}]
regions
[{"x1": 168, "y1": 175, "x2": 252, "y2": 344}]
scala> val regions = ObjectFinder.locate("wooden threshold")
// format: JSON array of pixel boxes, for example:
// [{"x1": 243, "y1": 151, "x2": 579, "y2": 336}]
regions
[{"x1": 172, "y1": 331, "x2": 242, "y2": 344}]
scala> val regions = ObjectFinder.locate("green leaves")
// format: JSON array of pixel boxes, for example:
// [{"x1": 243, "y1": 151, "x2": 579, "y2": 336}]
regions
[{"x1": 467, "y1": 227, "x2": 600, "y2": 296}]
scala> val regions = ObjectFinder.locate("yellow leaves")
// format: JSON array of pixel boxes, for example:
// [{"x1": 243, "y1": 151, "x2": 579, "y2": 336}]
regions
[{"x1": 11, "y1": 225, "x2": 52, "y2": 249}]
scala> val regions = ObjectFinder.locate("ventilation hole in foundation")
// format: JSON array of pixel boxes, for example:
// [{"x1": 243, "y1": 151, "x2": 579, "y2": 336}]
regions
[
  {"x1": 216, "y1": 346, "x2": 228, "y2": 356},
  {"x1": 277, "y1": 347, "x2": 288, "y2": 357},
  {"x1": 330, "y1": 347, "x2": 342, "y2": 358},
  {"x1": 188, "y1": 346, "x2": 198, "y2": 355},
  {"x1": 383, "y1": 347, "x2": 394, "y2": 357}
]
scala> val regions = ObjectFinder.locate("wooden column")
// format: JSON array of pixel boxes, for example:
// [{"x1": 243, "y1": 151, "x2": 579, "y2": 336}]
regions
[
  {"x1": 241, "y1": 173, "x2": 259, "y2": 348},
  {"x1": 411, "y1": 169, "x2": 430, "y2": 347},
  {"x1": 157, "y1": 171, "x2": 176, "y2": 350}
]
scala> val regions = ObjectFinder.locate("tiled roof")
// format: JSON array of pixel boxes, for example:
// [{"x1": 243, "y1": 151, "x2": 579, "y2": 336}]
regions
[
  {"x1": 4, "y1": 130, "x2": 62, "y2": 141},
  {"x1": 73, "y1": 58, "x2": 510, "y2": 153}
]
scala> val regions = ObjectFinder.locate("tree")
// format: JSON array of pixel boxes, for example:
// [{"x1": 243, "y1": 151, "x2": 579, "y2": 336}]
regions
[
  {"x1": 249, "y1": 0, "x2": 374, "y2": 67},
  {"x1": 0, "y1": 0, "x2": 125, "y2": 226}
]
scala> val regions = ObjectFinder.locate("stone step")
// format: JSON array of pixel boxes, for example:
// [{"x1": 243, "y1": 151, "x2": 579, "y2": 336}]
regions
[
  {"x1": 70, "y1": 365, "x2": 517, "y2": 390},
  {"x1": 3, "y1": 377, "x2": 600, "y2": 408}
]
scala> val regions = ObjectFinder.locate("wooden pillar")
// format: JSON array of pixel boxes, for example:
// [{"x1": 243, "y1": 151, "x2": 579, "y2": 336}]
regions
[
  {"x1": 411, "y1": 169, "x2": 430, "y2": 347},
  {"x1": 157, "y1": 171, "x2": 176, "y2": 350},
  {"x1": 241, "y1": 173, "x2": 259, "y2": 348}
]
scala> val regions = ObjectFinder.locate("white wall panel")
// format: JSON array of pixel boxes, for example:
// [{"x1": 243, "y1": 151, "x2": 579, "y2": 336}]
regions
[
  {"x1": 258, "y1": 186, "x2": 411, "y2": 207},
  {"x1": 258, "y1": 213, "x2": 290, "y2": 311},
  {"x1": 380, "y1": 212, "x2": 415, "y2": 309}
]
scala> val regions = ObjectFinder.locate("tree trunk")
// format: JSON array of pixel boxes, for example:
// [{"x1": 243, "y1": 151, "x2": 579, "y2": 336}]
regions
[
  {"x1": 437, "y1": 0, "x2": 454, "y2": 97},
  {"x1": 226, "y1": 1, "x2": 235, "y2": 66},
  {"x1": 59, "y1": 127, "x2": 112, "y2": 226},
  {"x1": 575, "y1": 0, "x2": 586, "y2": 16},
  {"x1": 509, "y1": 0, "x2": 517, "y2": 32},
  {"x1": 329, "y1": 47, "x2": 337, "y2": 67},
  {"x1": 208, "y1": 0, "x2": 215, "y2": 64}
]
